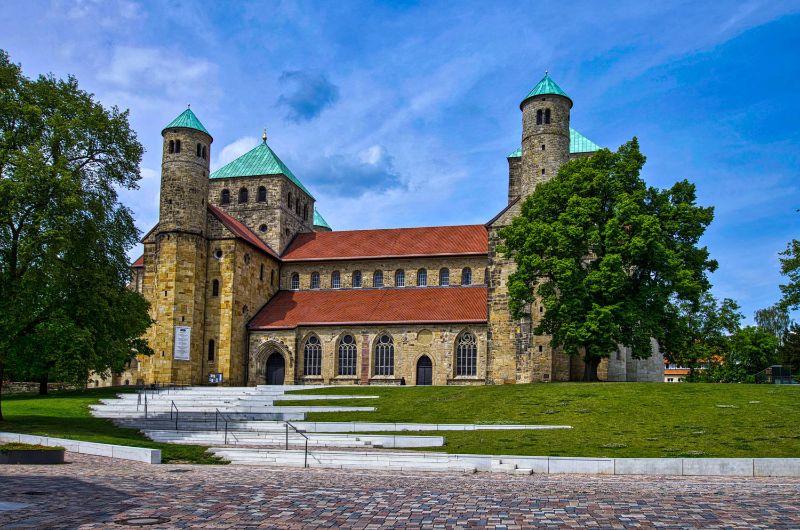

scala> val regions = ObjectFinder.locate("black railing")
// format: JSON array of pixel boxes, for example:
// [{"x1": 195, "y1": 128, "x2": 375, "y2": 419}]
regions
[
  {"x1": 169, "y1": 401, "x2": 179, "y2": 430},
  {"x1": 284, "y1": 421, "x2": 311, "y2": 468}
]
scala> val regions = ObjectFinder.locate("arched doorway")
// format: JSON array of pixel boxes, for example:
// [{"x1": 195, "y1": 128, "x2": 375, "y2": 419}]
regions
[
  {"x1": 265, "y1": 352, "x2": 285, "y2": 385},
  {"x1": 416, "y1": 355, "x2": 432, "y2": 386}
]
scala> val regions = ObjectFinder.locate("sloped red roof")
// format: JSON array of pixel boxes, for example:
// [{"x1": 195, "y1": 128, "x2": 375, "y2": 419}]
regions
[
  {"x1": 208, "y1": 204, "x2": 280, "y2": 259},
  {"x1": 249, "y1": 286, "x2": 488, "y2": 330},
  {"x1": 281, "y1": 225, "x2": 488, "y2": 262},
  {"x1": 132, "y1": 254, "x2": 144, "y2": 267}
]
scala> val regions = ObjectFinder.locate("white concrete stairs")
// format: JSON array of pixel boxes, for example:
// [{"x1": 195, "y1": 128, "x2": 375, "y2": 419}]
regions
[{"x1": 144, "y1": 430, "x2": 444, "y2": 449}]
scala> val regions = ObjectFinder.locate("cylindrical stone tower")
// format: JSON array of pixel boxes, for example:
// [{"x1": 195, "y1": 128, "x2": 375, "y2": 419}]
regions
[
  {"x1": 159, "y1": 108, "x2": 213, "y2": 236},
  {"x1": 519, "y1": 73, "x2": 572, "y2": 197}
]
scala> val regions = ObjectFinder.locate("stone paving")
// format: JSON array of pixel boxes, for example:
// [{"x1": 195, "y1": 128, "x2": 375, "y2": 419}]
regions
[{"x1": 1, "y1": 453, "x2": 799, "y2": 529}]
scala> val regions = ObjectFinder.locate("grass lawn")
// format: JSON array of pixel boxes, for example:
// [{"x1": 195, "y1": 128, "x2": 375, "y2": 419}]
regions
[
  {"x1": 0, "y1": 387, "x2": 223, "y2": 464},
  {"x1": 281, "y1": 383, "x2": 800, "y2": 458}
]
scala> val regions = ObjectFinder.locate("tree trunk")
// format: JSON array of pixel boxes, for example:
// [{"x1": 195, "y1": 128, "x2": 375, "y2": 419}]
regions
[
  {"x1": 38, "y1": 372, "x2": 48, "y2": 395},
  {"x1": 582, "y1": 354, "x2": 601, "y2": 382}
]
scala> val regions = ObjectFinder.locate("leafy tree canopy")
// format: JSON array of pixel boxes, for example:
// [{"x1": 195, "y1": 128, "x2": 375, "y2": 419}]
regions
[
  {"x1": 500, "y1": 139, "x2": 716, "y2": 380},
  {"x1": 754, "y1": 303, "x2": 792, "y2": 345},
  {"x1": 0, "y1": 50, "x2": 152, "y2": 416},
  {"x1": 779, "y1": 238, "x2": 800, "y2": 311}
]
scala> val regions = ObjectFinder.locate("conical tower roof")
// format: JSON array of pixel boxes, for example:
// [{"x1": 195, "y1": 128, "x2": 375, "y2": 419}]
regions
[
  {"x1": 210, "y1": 137, "x2": 313, "y2": 199},
  {"x1": 521, "y1": 73, "x2": 571, "y2": 107},
  {"x1": 162, "y1": 108, "x2": 211, "y2": 136},
  {"x1": 313, "y1": 207, "x2": 331, "y2": 229}
]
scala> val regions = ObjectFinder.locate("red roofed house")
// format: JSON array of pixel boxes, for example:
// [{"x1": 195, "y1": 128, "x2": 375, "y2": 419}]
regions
[{"x1": 129, "y1": 74, "x2": 662, "y2": 387}]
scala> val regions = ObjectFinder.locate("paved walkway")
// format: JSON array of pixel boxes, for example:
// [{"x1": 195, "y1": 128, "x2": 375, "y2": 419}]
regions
[{"x1": 1, "y1": 453, "x2": 799, "y2": 528}]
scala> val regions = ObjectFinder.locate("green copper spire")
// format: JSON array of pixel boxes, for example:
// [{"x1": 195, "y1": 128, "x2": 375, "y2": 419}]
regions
[
  {"x1": 210, "y1": 135, "x2": 314, "y2": 199},
  {"x1": 313, "y1": 207, "x2": 331, "y2": 229},
  {"x1": 507, "y1": 128, "x2": 601, "y2": 158},
  {"x1": 162, "y1": 107, "x2": 210, "y2": 136},
  {"x1": 521, "y1": 72, "x2": 571, "y2": 107}
]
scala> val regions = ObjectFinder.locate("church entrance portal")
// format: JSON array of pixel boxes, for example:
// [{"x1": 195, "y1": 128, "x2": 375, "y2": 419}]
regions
[
  {"x1": 265, "y1": 352, "x2": 285, "y2": 385},
  {"x1": 416, "y1": 355, "x2": 432, "y2": 386}
]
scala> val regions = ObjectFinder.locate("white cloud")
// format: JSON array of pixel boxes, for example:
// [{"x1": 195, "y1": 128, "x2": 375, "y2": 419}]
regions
[
  {"x1": 214, "y1": 136, "x2": 259, "y2": 170},
  {"x1": 99, "y1": 46, "x2": 214, "y2": 93}
]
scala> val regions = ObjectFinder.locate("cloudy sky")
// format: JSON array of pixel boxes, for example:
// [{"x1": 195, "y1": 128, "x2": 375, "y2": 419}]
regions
[{"x1": 2, "y1": 0, "x2": 799, "y2": 322}]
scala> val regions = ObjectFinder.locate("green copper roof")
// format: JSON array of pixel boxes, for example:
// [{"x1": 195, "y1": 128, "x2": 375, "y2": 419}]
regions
[
  {"x1": 521, "y1": 73, "x2": 571, "y2": 105},
  {"x1": 162, "y1": 108, "x2": 210, "y2": 136},
  {"x1": 313, "y1": 207, "x2": 331, "y2": 229},
  {"x1": 507, "y1": 128, "x2": 601, "y2": 158},
  {"x1": 209, "y1": 140, "x2": 314, "y2": 198}
]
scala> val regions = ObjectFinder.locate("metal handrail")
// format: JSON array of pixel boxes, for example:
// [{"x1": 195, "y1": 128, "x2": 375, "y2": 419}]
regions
[
  {"x1": 169, "y1": 401, "x2": 179, "y2": 430},
  {"x1": 284, "y1": 421, "x2": 312, "y2": 468},
  {"x1": 213, "y1": 408, "x2": 239, "y2": 445}
]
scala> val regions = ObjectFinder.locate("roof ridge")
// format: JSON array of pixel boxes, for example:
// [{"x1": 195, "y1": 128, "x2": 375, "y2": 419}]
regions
[{"x1": 295, "y1": 223, "x2": 487, "y2": 235}]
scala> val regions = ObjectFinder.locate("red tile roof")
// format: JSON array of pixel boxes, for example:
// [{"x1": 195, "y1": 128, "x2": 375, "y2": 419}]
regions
[
  {"x1": 132, "y1": 254, "x2": 144, "y2": 267},
  {"x1": 280, "y1": 225, "x2": 488, "y2": 262},
  {"x1": 208, "y1": 204, "x2": 280, "y2": 259},
  {"x1": 249, "y1": 286, "x2": 488, "y2": 330}
]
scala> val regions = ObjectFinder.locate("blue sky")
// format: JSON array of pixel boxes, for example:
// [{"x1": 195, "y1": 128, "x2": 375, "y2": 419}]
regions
[{"x1": 2, "y1": 0, "x2": 799, "y2": 322}]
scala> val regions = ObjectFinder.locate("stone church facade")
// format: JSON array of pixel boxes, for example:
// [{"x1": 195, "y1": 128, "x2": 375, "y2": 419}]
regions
[{"x1": 129, "y1": 74, "x2": 662, "y2": 387}]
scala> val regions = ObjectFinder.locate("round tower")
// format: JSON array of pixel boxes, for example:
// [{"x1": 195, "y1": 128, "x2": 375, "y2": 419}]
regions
[
  {"x1": 520, "y1": 72, "x2": 571, "y2": 197},
  {"x1": 159, "y1": 107, "x2": 213, "y2": 235}
]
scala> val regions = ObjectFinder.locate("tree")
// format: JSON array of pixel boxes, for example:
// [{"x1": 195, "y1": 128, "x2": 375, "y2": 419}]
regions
[
  {"x1": 0, "y1": 50, "x2": 152, "y2": 419},
  {"x1": 500, "y1": 139, "x2": 717, "y2": 381},
  {"x1": 754, "y1": 304, "x2": 791, "y2": 345},
  {"x1": 778, "y1": 324, "x2": 800, "y2": 376},
  {"x1": 664, "y1": 293, "x2": 741, "y2": 379},
  {"x1": 779, "y1": 238, "x2": 800, "y2": 311}
]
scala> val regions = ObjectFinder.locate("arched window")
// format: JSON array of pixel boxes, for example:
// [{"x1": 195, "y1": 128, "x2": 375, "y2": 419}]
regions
[
  {"x1": 168, "y1": 140, "x2": 175, "y2": 153},
  {"x1": 461, "y1": 267, "x2": 472, "y2": 286},
  {"x1": 221, "y1": 189, "x2": 230, "y2": 205},
  {"x1": 310, "y1": 272, "x2": 320, "y2": 289},
  {"x1": 175, "y1": 139, "x2": 181, "y2": 153},
  {"x1": 196, "y1": 143, "x2": 201, "y2": 157},
  {"x1": 287, "y1": 192, "x2": 293, "y2": 208},
  {"x1": 455, "y1": 331, "x2": 477, "y2": 376},
  {"x1": 257, "y1": 186, "x2": 267, "y2": 202},
  {"x1": 303, "y1": 205, "x2": 308, "y2": 220},
  {"x1": 544, "y1": 108, "x2": 551, "y2": 124},
  {"x1": 208, "y1": 339, "x2": 215, "y2": 361},
  {"x1": 395, "y1": 269, "x2": 405, "y2": 287},
  {"x1": 536, "y1": 109, "x2": 543, "y2": 125},
  {"x1": 202, "y1": 146, "x2": 207, "y2": 160},
  {"x1": 303, "y1": 335, "x2": 322, "y2": 376},
  {"x1": 373, "y1": 334, "x2": 394, "y2": 376},
  {"x1": 439, "y1": 268, "x2": 450, "y2": 286},
  {"x1": 238, "y1": 187, "x2": 248, "y2": 203},
  {"x1": 331, "y1": 271, "x2": 341, "y2": 289},
  {"x1": 291, "y1": 273, "x2": 300, "y2": 290},
  {"x1": 338, "y1": 334, "x2": 357, "y2": 376},
  {"x1": 352, "y1": 270, "x2": 362, "y2": 288},
  {"x1": 373, "y1": 270, "x2": 384, "y2": 288},
  {"x1": 260, "y1": 264, "x2": 265, "y2": 282},
  {"x1": 212, "y1": 279, "x2": 219, "y2": 296},
  {"x1": 417, "y1": 268, "x2": 427, "y2": 287}
]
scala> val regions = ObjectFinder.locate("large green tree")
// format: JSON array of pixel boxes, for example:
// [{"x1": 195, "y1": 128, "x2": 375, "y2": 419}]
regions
[
  {"x1": 698, "y1": 326, "x2": 779, "y2": 383},
  {"x1": 0, "y1": 50, "x2": 152, "y2": 418},
  {"x1": 779, "y1": 238, "x2": 800, "y2": 311},
  {"x1": 754, "y1": 303, "x2": 791, "y2": 345},
  {"x1": 778, "y1": 323, "x2": 800, "y2": 375},
  {"x1": 500, "y1": 139, "x2": 717, "y2": 381}
]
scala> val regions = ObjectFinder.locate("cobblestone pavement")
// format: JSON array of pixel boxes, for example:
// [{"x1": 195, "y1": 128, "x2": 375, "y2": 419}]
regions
[{"x1": 1, "y1": 453, "x2": 799, "y2": 529}]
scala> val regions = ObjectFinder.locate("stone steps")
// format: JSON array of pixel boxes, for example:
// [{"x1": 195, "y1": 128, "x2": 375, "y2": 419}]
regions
[{"x1": 143, "y1": 430, "x2": 444, "y2": 448}]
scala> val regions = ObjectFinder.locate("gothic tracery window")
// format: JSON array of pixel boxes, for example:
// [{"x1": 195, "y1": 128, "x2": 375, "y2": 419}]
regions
[
  {"x1": 338, "y1": 334, "x2": 357, "y2": 376},
  {"x1": 303, "y1": 335, "x2": 322, "y2": 376},
  {"x1": 373, "y1": 334, "x2": 394, "y2": 376},
  {"x1": 455, "y1": 331, "x2": 477, "y2": 376}
]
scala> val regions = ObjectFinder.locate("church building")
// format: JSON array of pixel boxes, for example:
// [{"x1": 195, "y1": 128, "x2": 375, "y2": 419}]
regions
[{"x1": 129, "y1": 74, "x2": 663, "y2": 386}]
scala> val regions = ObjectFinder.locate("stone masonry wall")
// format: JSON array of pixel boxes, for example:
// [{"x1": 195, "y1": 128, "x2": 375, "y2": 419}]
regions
[
  {"x1": 159, "y1": 128, "x2": 211, "y2": 235},
  {"x1": 248, "y1": 324, "x2": 488, "y2": 386},
  {"x1": 520, "y1": 94, "x2": 571, "y2": 197}
]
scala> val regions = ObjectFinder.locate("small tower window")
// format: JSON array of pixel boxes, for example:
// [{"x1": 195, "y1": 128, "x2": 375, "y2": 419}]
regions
[
  {"x1": 238, "y1": 187, "x2": 248, "y2": 203},
  {"x1": 260, "y1": 264, "x2": 264, "y2": 281},
  {"x1": 310, "y1": 272, "x2": 320, "y2": 289},
  {"x1": 439, "y1": 268, "x2": 450, "y2": 286},
  {"x1": 168, "y1": 140, "x2": 175, "y2": 153},
  {"x1": 541, "y1": 144, "x2": 545, "y2": 151},
  {"x1": 202, "y1": 146, "x2": 207, "y2": 160},
  {"x1": 212, "y1": 279, "x2": 219, "y2": 296},
  {"x1": 208, "y1": 339, "x2": 215, "y2": 361},
  {"x1": 544, "y1": 108, "x2": 551, "y2": 124},
  {"x1": 257, "y1": 186, "x2": 267, "y2": 202},
  {"x1": 291, "y1": 273, "x2": 299, "y2": 290},
  {"x1": 196, "y1": 143, "x2": 201, "y2": 157},
  {"x1": 287, "y1": 192, "x2": 293, "y2": 208},
  {"x1": 303, "y1": 205, "x2": 308, "y2": 220},
  {"x1": 221, "y1": 189, "x2": 230, "y2": 205},
  {"x1": 541, "y1": 168, "x2": 545, "y2": 175},
  {"x1": 536, "y1": 109, "x2": 543, "y2": 125},
  {"x1": 352, "y1": 270, "x2": 362, "y2": 288},
  {"x1": 175, "y1": 140, "x2": 181, "y2": 153},
  {"x1": 259, "y1": 224, "x2": 267, "y2": 232}
]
